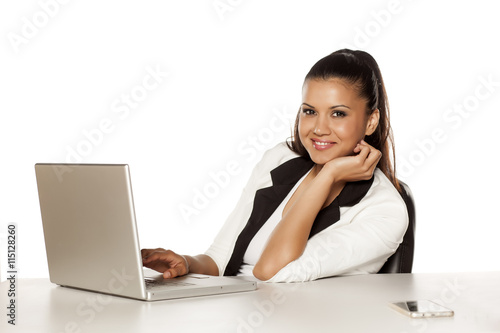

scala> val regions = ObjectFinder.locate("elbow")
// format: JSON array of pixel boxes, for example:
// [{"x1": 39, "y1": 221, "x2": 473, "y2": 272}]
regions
[
  {"x1": 252, "y1": 261, "x2": 278, "y2": 281},
  {"x1": 253, "y1": 254, "x2": 296, "y2": 281},
  {"x1": 253, "y1": 248, "x2": 303, "y2": 281}
]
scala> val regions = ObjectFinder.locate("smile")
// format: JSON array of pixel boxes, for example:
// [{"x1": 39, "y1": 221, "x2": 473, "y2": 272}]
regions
[{"x1": 311, "y1": 139, "x2": 336, "y2": 150}]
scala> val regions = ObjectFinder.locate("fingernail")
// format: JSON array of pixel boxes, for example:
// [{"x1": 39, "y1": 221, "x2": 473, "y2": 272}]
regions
[{"x1": 164, "y1": 272, "x2": 171, "y2": 278}]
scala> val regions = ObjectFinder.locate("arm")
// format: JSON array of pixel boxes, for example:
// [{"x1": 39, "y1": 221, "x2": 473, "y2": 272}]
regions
[
  {"x1": 253, "y1": 141, "x2": 381, "y2": 281},
  {"x1": 266, "y1": 175, "x2": 408, "y2": 282},
  {"x1": 141, "y1": 248, "x2": 218, "y2": 278},
  {"x1": 143, "y1": 143, "x2": 299, "y2": 279},
  {"x1": 205, "y1": 143, "x2": 299, "y2": 275},
  {"x1": 252, "y1": 169, "x2": 336, "y2": 280},
  {"x1": 185, "y1": 254, "x2": 219, "y2": 276}
]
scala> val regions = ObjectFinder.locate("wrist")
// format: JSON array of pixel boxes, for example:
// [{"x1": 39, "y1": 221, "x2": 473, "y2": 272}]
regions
[
  {"x1": 181, "y1": 255, "x2": 190, "y2": 273},
  {"x1": 317, "y1": 164, "x2": 338, "y2": 185}
]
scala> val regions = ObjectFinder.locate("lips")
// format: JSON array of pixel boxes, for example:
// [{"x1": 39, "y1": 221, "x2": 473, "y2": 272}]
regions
[{"x1": 311, "y1": 139, "x2": 336, "y2": 151}]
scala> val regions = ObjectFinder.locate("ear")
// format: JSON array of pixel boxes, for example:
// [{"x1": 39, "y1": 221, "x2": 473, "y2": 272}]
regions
[{"x1": 365, "y1": 109, "x2": 380, "y2": 136}]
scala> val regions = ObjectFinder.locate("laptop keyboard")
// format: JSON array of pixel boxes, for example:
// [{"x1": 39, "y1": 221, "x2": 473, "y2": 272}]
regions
[{"x1": 144, "y1": 278, "x2": 195, "y2": 290}]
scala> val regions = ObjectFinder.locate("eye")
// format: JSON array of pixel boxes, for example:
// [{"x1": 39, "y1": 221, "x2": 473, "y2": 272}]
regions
[
  {"x1": 302, "y1": 108, "x2": 316, "y2": 116},
  {"x1": 332, "y1": 110, "x2": 347, "y2": 118}
]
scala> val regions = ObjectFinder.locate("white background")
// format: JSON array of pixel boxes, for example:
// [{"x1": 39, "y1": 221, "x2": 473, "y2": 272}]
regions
[{"x1": 1, "y1": 0, "x2": 499, "y2": 281}]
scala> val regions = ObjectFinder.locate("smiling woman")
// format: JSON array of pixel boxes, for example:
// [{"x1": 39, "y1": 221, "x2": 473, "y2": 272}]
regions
[
  {"x1": 289, "y1": 49, "x2": 399, "y2": 191},
  {"x1": 298, "y1": 79, "x2": 380, "y2": 166},
  {"x1": 142, "y1": 49, "x2": 409, "y2": 283}
]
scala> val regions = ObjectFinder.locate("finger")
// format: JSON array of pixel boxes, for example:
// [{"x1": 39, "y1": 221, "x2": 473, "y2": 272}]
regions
[
  {"x1": 142, "y1": 253, "x2": 172, "y2": 272},
  {"x1": 357, "y1": 145, "x2": 381, "y2": 177},
  {"x1": 142, "y1": 250, "x2": 154, "y2": 262},
  {"x1": 163, "y1": 262, "x2": 188, "y2": 279},
  {"x1": 141, "y1": 248, "x2": 166, "y2": 259},
  {"x1": 353, "y1": 142, "x2": 362, "y2": 154},
  {"x1": 142, "y1": 251, "x2": 165, "y2": 263},
  {"x1": 143, "y1": 248, "x2": 171, "y2": 260},
  {"x1": 358, "y1": 141, "x2": 379, "y2": 159},
  {"x1": 354, "y1": 139, "x2": 370, "y2": 152},
  {"x1": 141, "y1": 248, "x2": 151, "y2": 258},
  {"x1": 355, "y1": 144, "x2": 371, "y2": 161},
  {"x1": 366, "y1": 146, "x2": 382, "y2": 163},
  {"x1": 360, "y1": 139, "x2": 373, "y2": 147},
  {"x1": 359, "y1": 140, "x2": 380, "y2": 152},
  {"x1": 364, "y1": 150, "x2": 382, "y2": 173},
  {"x1": 163, "y1": 268, "x2": 180, "y2": 279}
]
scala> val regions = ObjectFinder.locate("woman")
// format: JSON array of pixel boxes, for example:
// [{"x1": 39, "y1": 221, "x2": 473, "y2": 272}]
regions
[{"x1": 142, "y1": 49, "x2": 408, "y2": 282}]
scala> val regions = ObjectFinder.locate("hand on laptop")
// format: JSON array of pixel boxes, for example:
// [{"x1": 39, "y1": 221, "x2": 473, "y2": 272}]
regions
[
  {"x1": 142, "y1": 249, "x2": 219, "y2": 278},
  {"x1": 141, "y1": 248, "x2": 189, "y2": 279}
]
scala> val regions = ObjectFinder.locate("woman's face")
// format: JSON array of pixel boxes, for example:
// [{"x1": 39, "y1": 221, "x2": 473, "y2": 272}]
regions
[{"x1": 299, "y1": 78, "x2": 379, "y2": 166}]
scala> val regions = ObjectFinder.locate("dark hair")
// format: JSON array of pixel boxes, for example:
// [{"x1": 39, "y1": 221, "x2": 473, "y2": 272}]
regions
[{"x1": 287, "y1": 49, "x2": 400, "y2": 191}]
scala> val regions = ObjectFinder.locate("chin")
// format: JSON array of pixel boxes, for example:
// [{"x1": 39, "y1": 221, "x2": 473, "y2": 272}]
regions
[{"x1": 307, "y1": 152, "x2": 337, "y2": 166}]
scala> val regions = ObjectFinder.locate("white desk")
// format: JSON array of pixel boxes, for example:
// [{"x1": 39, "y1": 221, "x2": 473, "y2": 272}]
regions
[{"x1": 2, "y1": 272, "x2": 500, "y2": 332}]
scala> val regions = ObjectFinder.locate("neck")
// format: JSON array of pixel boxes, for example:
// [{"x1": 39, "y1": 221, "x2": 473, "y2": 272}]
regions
[{"x1": 311, "y1": 163, "x2": 323, "y2": 177}]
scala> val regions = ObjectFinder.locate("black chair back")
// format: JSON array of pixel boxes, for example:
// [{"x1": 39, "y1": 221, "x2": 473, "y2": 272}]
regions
[{"x1": 378, "y1": 181, "x2": 415, "y2": 273}]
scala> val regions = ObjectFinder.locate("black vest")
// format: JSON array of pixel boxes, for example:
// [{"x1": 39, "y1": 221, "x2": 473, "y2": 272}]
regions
[{"x1": 223, "y1": 156, "x2": 374, "y2": 276}]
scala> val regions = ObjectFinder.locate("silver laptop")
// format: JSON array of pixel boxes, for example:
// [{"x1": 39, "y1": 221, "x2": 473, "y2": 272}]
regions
[{"x1": 35, "y1": 163, "x2": 256, "y2": 301}]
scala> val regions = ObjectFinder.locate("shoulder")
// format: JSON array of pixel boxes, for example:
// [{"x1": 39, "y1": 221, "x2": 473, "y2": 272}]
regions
[
  {"x1": 370, "y1": 169, "x2": 401, "y2": 197},
  {"x1": 260, "y1": 142, "x2": 300, "y2": 167},
  {"x1": 335, "y1": 169, "x2": 408, "y2": 247},
  {"x1": 238, "y1": 142, "x2": 301, "y2": 195},
  {"x1": 340, "y1": 169, "x2": 407, "y2": 222},
  {"x1": 251, "y1": 142, "x2": 301, "y2": 176},
  {"x1": 359, "y1": 169, "x2": 408, "y2": 219}
]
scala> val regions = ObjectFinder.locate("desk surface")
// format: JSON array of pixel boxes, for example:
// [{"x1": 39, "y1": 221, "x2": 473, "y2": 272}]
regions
[{"x1": 2, "y1": 272, "x2": 500, "y2": 332}]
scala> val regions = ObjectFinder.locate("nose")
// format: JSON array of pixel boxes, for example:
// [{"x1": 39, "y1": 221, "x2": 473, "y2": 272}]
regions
[{"x1": 313, "y1": 115, "x2": 330, "y2": 136}]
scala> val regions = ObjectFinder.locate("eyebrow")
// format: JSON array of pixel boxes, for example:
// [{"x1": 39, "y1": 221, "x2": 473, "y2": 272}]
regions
[{"x1": 301, "y1": 103, "x2": 351, "y2": 110}]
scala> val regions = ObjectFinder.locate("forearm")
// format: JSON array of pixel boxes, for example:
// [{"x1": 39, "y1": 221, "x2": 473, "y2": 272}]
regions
[
  {"x1": 185, "y1": 254, "x2": 219, "y2": 276},
  {"x1": 254, "y1": 171, "x2": 336, "y2": 280}
]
